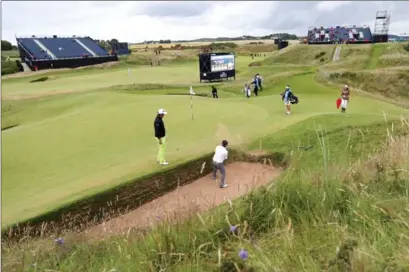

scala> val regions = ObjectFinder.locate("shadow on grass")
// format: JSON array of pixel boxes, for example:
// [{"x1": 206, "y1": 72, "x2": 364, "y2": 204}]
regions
[
  {"x1": 30, "y1": 76, "x2": 49, "y2": 83},
  {"x1": 1, "y1": 124, "x2": 19, "y2": 131}
]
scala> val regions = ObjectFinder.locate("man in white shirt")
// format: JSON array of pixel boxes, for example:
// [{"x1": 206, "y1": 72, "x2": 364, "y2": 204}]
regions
[{"x1": 212, "y1": 140, "x2": 229, "y2": 188}]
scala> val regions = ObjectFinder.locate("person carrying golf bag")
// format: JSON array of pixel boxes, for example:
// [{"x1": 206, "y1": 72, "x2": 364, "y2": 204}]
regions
[
  {"x1": 281, "y1": 85, "x2": 296, "y2": 115},
  {"x1": 340, "y1": 84, "x2": 350, "y2": 113}
]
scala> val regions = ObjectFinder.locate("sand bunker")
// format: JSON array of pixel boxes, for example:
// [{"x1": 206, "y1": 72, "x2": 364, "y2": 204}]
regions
[{"x1": 84, "y1": 162, "x2": 281, "y2": 240}]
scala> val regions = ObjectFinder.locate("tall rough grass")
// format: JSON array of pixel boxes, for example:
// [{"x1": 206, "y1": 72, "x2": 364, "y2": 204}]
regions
[
  {"x1": 2, "y1": 120, "x2": 409, "y2": 272},
  {"x1": 316, "y1": 68, "x2": 409, "y2": 109}
]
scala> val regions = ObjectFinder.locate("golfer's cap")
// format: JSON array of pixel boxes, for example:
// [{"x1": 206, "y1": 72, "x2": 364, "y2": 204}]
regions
[
  {"x1": 344, "y1": 84, "x2": 348, "y2": 88},
  {"x1": 158, "y1": 109, "x2": 167, "y2": 115}
]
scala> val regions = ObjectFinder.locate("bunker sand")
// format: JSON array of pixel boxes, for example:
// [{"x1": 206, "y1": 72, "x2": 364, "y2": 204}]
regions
[{"x1": 84, "y1": 162, "x2": 281, "y2": 239}]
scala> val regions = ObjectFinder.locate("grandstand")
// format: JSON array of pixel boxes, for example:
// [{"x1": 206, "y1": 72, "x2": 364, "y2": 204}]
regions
[
  {"x1": 307, "y1": 26, "x2": 373, "y2": 44},
  {"x1": 16, "y1": 35, "x2": 118, "y2": 71}
]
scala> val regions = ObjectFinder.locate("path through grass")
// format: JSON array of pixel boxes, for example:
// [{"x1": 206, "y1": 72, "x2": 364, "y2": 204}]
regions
[{"x1": 366, "y1": 44, "x2": 387, "y2": 69}]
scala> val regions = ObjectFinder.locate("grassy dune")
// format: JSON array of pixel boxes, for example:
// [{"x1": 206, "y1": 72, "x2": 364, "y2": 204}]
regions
[
  {"x1": 2, "y1": 42, "x2": 409, "y2": 271},
  {"x1": 129, "y1": 39, "x2": 300, "y2": 49},
  {"x1": 366, "y1": 43, "x2": 387, "y2": 69},
  {"x1": 378, "y1": 43, "x2": 409, "y2": 68},
  {"x1": 316, "y1": 43, "x2": 409, "y2": 107},
  {"x1": 261, "y1": 44, "x2": 336, "y2": 65},
  {"x1": 323, "y1": 44, "x2": 372, "y2": 71}
]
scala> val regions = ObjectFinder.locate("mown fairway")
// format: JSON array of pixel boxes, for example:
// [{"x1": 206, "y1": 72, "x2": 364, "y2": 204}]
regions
[{"x1": 2, "y1": 44, "x2": 409, "y2": 228}]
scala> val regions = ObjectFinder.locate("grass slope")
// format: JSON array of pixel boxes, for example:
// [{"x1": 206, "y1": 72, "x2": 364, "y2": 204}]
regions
[
  {"x1": 262, "y1": 44, "x2": 336, "y2": 65},
  {"x1": 366, "y1": 43, "x2": 387, "y2": 69},
  {"x1": 3, "y1": 115, "x2": 408, "y2": 271},
  {"x1": 317, "y1": 43, "x2": 409, "y2": 106},
  {"x1": 2, "y1": 70, "x2": 408, "y2": 227}
]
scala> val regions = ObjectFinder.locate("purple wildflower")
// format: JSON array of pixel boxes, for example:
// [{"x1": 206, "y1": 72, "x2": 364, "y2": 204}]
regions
[
  {"x1": 238, "y1": 249, "x2": 249, "y2": 260},
  {"x1": 230, "y1": 225, "x2": 238, "y2": 233},
  {"x1": 55, "y1": 237, "x2": 64, "y2": 245}
]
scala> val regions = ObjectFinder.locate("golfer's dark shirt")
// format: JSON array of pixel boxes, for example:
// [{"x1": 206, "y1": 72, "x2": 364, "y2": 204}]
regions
[{"x1": 154, "y1": 116, "x2": 166, "y2": 138}]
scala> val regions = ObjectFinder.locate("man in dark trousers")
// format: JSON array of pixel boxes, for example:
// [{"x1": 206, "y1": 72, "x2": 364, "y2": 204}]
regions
[
  {"x1": 250, "y1": 78, "x2": 259, "y2": 96},
  {"x1": 212, "y1": 140, "x2": 229, "y2": 188},
  {"x1": 255, "y1": 73, "x2": 263, "y2": 91},
  {"x1": 211, "y1": 86, "x2": 219, "y2": 98},
  {"x1": 154, "y1": 109, "x2": 169, "y2": 165}
]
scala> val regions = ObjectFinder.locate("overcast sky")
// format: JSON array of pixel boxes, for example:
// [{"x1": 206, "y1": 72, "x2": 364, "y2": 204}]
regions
[{"x1": 2, "y1": 1, "x2": 409, "y2": 44}]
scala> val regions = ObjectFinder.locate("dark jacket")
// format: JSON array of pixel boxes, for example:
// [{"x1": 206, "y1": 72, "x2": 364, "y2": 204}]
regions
[
  {"x1": 256, "y1": 77, "x2": 262, "y2": 86},
  {"x1": 154, "y1": 115, "x2": 166, "y2": 138},
  {"x1": 281, "y1": 88, "x2": 293, "y2": 101},
  {"x1": 251, "y1": 80, "x2": 259, "y2": 90}
]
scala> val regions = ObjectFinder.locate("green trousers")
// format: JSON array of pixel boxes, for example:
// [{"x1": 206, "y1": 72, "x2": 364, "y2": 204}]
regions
[{"x1": 156, "y1": 137, "x2": 166, "y2": 163}]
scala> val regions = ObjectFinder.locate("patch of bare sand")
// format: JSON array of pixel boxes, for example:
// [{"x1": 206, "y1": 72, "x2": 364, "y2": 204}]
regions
[{"x1": 84, "y1": 162, "x2": 281, "y2": 240}]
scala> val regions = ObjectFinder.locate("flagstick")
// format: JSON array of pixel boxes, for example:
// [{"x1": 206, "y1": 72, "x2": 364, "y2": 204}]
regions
[
  {"x1": 128, "y1": 68, "x2": 134, "y2": 85},
  {"x1": 190, "y1": 94, "x2": 194, "y2": 120}
]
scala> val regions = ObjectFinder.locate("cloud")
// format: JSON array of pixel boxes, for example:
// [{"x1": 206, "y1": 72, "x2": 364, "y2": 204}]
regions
[
  {"x1": 128, "y1": 1, "x2": 213, "y2": 18},
  {"x1": 316, "y1": 1, "x2": 352, "y2": 12},
  {"x1": 2, "y1": 1, "x2": 409, "y2": 45}
]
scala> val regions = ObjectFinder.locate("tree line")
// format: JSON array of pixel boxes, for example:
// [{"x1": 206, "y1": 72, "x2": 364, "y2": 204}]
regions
[
  {"x1": 1, "y1": 40, "x2": 17, "y2": 51},
  {"x1": 143, "y1": 40, "x2": 172, "y2": 44},
  {"x1": 1, "y1": 40, "x2": 20, "y2": 76},
  {"x1": 93, "y1": 38, "x2": 119, "y2": 51}
]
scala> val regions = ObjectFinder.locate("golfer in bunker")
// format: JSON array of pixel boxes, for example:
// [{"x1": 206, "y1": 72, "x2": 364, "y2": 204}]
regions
[
  {"x1": 154, "y1": 109, "x2": 168, "y2": 166},
  {"x1": 212, "y1": 140, "x2": 229, "y2": 188}
]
